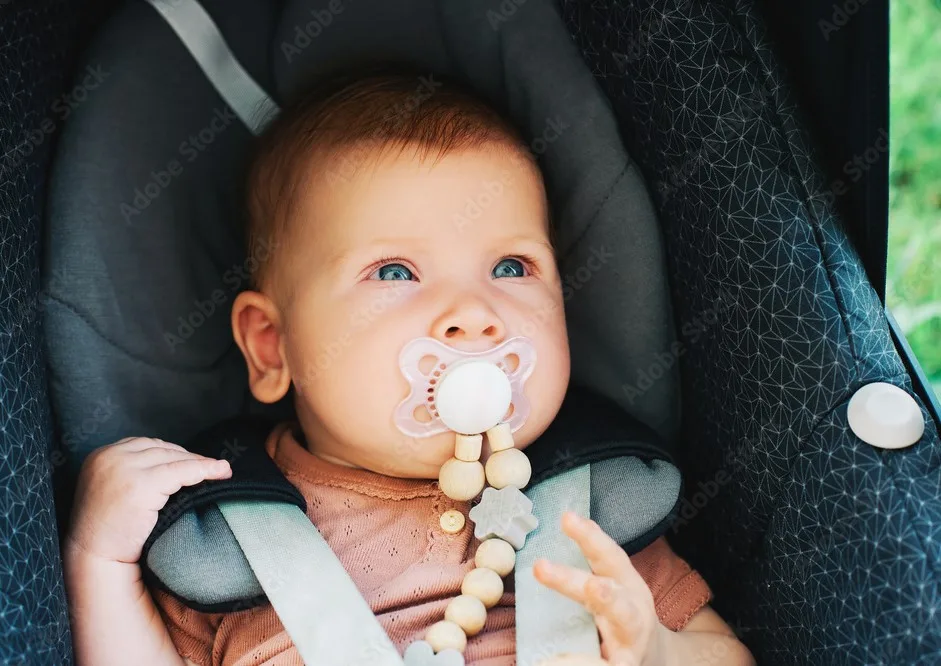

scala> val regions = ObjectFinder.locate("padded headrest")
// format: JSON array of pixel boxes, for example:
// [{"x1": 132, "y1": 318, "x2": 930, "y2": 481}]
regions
[{"x1": 44, "y1": 0, "x2": 678, "y2": 472}]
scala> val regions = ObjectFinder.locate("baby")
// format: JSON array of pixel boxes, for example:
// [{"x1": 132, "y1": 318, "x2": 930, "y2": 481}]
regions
[{"x1": 63, "y1": 69, "x2": 754, "y2": 666}]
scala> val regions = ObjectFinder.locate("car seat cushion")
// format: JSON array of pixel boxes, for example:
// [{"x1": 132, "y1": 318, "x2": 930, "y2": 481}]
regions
[{"x1": 43, "y1": 0, "x2": 277, "y2": 476}]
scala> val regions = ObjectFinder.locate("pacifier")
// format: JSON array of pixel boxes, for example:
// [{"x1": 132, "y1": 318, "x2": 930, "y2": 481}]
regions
[
  {"x1": 394, "y1": 336, "x2": 536, "y2": 438},
  {"x1": 395, "y1": 336, "x2": 541, "y2": 658}
]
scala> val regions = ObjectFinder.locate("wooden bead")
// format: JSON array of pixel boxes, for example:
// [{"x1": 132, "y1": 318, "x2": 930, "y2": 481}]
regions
[
  {"x1": 438, "y1": 458, "x2": 485, "y2": 501},
  {"x1": 474, "y1": 538, "x2": 516, "y2": 577},
  {"x1": 439, "y1": 509, "x2": 466, "y2": 534},
  {"x1": 461, "y1": 567, "x2": 504, "y2": 608},
  {"x1": 445, "y1": 595, "x2": 488, "y2": 636},
  {"x1": 484, "y1": 448, "x2": 532, "y2": 490},
  {"x1": 425, "y1": 620, "x2": 467, "y2": 654},
  {"x1": 454, "y1": 433, "x2": 482, "y2": 462},
  {"x1": 485, "y1": 422, "x2": 515, "y2": 452}
]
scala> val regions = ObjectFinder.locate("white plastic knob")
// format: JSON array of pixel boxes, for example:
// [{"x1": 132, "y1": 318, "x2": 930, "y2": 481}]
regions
[
  {"x1": 435, "y1": 361, "x2": 512, "y2": 435},
  {"x1": 847, "y1": 382, "x2": 924, "y2": 450}
]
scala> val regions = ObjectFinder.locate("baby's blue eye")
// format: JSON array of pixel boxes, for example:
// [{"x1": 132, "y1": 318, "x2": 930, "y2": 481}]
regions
[
  {"x1": 492, "y1": 258, "x2": 527, "y2": 279},
  {"x1": 372, "y1": 263, "x2": 415, "y2": 281}
]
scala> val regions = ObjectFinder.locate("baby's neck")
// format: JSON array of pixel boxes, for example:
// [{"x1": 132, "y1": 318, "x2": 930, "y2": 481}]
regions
[{"x1": 310, "y1": 449, "x2": 362, "y2": 469}]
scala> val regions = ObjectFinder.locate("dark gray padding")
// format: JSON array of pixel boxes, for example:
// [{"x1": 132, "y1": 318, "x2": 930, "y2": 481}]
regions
[
  {"x1": 44, "y1": 0, "x2": 678, "y2": 476},
  {"x1": 43, "y1": 0, "x2": 280, "y2": 472}
]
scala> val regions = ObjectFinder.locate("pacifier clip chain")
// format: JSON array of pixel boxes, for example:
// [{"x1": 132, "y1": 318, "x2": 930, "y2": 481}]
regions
[{"x1": 404, "y1": 422, "x2": 538, "y2": 665}]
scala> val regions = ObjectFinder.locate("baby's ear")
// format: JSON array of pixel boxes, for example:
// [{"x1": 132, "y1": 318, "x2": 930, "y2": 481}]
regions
[{"x1": 231, "y1": 290, "x2": 292, "y2": 403}]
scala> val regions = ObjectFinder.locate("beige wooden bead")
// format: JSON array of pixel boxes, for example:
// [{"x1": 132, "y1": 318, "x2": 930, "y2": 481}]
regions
[
  {"x1": 474, "y1": 538, "x2": 516, "y2": 577},
  {"x1": 425, "y1": 620, "x2": 467, "y2": 654},
  {"x1": 438, "y1": 458, "x2": 485, "y2": 501},
  {"x1": 461, "y1": 567, "x2": 504, "y2": 608},
  {"x1": 439, "y1": 509, "x2": 466, "y2": 534},
  {"x1": 454, "y1": 433, "x2": 482, "y2": 462},
  {"x1": 486, "y1": 422, "x2": 515, "y2": 452},
  {"x1": 445, "y1": 595, "x2": 488, "y2": 636},
  {"x1": 484, "y1": 448, "x2": 532, "y2": 490}
]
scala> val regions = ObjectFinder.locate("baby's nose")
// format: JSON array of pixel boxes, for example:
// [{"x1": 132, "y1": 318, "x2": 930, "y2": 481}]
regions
[{"x1": 431, "y1": 299, "x2": 506, "y2": 345}]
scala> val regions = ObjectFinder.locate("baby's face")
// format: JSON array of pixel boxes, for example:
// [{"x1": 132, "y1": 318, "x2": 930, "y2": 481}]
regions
[{"x1": 279, "y1": 144, "x2": 570, "y2": 478}]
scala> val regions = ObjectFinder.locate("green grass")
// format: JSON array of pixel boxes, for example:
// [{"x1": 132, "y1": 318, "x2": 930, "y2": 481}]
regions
[{"x1": 888, "y1": 0, "x2": 941, "y2": 397}]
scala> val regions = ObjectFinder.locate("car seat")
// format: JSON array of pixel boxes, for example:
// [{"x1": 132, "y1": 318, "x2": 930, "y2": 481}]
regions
[{"x1": 2, "y1": 0, "x2": 939, "y2": 664}]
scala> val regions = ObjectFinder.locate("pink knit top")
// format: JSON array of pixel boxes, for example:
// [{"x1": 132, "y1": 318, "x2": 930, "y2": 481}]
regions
[{"x1": 152, "y1": 422, "x2": 712, "y2": 665}]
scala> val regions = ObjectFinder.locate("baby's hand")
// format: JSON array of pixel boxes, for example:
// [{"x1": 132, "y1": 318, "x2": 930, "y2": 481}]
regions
[
  {"x1": 66, "y1": 437, "x2": 231, "y2": 564},
  {"x1": 532, "y1": 512, "x2": 667, "y2": 666}
]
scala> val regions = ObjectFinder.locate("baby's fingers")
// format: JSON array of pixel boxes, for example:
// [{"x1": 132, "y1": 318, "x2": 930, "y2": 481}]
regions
[
  {"x1": 585, "y1": 577, "x2": 648, "y2": 649},
  {"x1": 534, "y1": 562, "x2": 646, "y2": 651},
  {"x1": 561, "y1": 512, "x2": 643, "y2": 586},
  {"x1": 533, "y1": 559, "x2": 594, "y2": 605},
  {"x1": 150, "y1": 456, "x2": 231, "y2": 497}
]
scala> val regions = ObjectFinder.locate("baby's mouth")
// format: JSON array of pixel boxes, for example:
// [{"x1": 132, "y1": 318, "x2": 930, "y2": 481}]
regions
[{"x1": 394, "y1": 336, "x2": 536, "y2": 438}]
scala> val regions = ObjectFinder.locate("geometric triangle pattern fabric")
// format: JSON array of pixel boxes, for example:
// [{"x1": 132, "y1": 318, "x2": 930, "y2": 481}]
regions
[
  {"x1": 560, "y1": 0, "x2": 941, "y2": 663},
  {"x1": 0, "y1": 2, "x2": 79, "y2": 665}
]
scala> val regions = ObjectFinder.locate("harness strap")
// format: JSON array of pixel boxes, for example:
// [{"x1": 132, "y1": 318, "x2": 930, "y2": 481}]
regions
[
  {"x1": 142, "y1": 0, "x2": 279, "y2": 134},
  {"x1": 217, "y1": 499, "x2": 405, "y2": 666},
  {"x1": 516, "y1": 464, "x2": 602, "y2": 665}
]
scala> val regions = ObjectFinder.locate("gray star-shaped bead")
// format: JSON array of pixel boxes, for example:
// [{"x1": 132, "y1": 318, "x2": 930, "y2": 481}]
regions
[
  {"x1": 403, "y1": 640, "x2": 465, "y2": 666},
  {"x1": 468, "y1": 486, "x2": 539, "y2": 550}
]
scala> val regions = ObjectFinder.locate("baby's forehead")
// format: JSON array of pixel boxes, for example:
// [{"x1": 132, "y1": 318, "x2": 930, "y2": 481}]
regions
[{"x1": 300, "y1": 141, "x2": 545, "y2": 232}]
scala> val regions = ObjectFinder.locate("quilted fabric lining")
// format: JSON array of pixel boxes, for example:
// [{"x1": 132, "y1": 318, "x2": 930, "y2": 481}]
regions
[{"x1": 559, "y1": 0, "x2": 941, "y2": 662}]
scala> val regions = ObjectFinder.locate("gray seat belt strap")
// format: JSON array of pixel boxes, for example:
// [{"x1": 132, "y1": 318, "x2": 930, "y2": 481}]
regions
[
  {"x1": 217, "y1": 500, "x2": 405, "y2": 666},
  {"x1": 516, "y1": 464, "x2": 602, "y2": 665},
  {"x1": 218, "y1": 466, "x2": 599, "y2": 665},
  {"x1": 141, "y1": 0, "x2": 280, "y2": 134}
]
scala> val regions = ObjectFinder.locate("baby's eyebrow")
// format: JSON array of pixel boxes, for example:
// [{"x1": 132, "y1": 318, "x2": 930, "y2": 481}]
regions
[
  {"x1": 498, "y1": 236, "x2": 555, "y2": 255},
  {"x1": 325, "y1": 237, "x2": 428, "y2": 269}
]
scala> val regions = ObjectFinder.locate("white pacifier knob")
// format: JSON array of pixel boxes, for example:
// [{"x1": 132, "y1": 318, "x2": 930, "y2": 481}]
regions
[
  {"x1": 435, "y1": 361, "x2": 512, "y2": 435},
  {"x1": 847, "y1": 382, "x2": 925, "y2": 450}
]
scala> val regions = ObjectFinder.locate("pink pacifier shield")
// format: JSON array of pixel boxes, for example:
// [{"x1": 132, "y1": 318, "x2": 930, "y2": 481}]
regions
[{"x1": 394, "y1": 337, "x2": 536, "y2": 438}]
